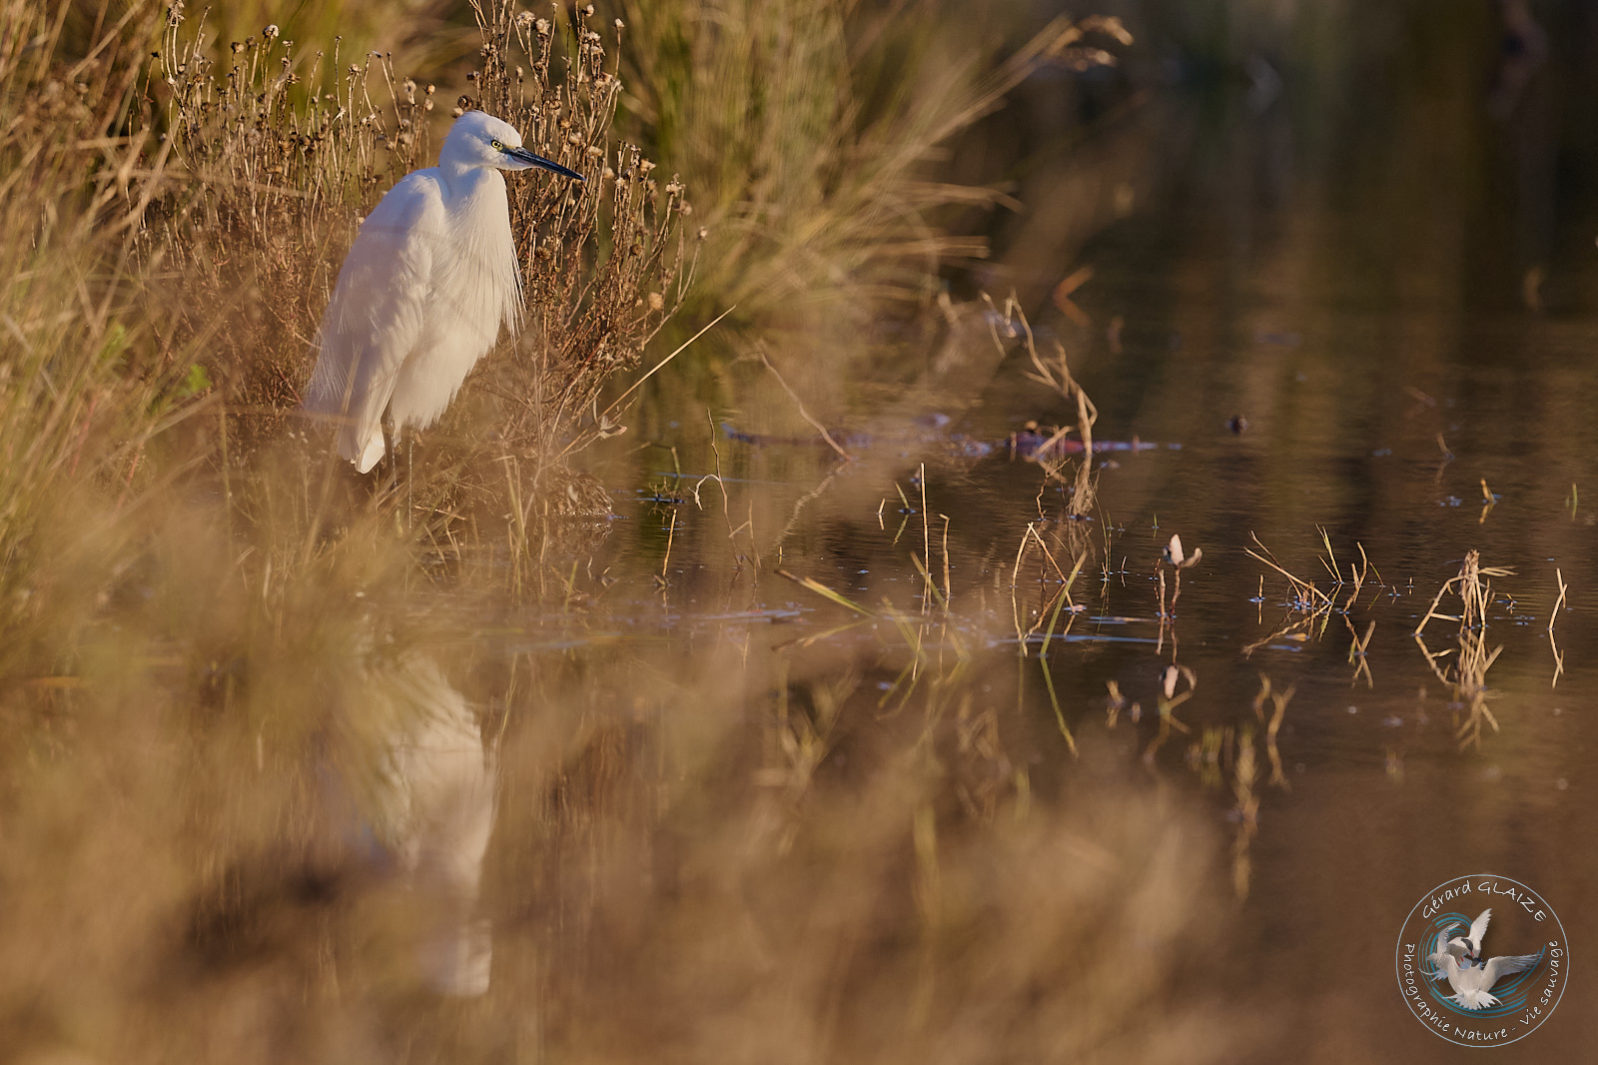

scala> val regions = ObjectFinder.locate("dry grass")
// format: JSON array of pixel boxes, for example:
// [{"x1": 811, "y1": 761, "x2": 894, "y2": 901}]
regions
[
  {"x1": 136, "y1": 0, "x2": 694, "y2": 461},
  {"x1": 616, "y1": 0, "x2": 1131, "y2": 330},
  {"x1": 1411, "y1": 550, "x2": 1517, "y2": 750},
  {"x1": 0, "y1": 4, "x2": 1249, "y2": 1063}
]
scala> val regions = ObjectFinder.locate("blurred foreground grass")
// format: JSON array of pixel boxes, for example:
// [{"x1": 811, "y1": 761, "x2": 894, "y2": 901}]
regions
[{"x1": 0, "y1": 2, "x2": 1242, "y2": 1061}]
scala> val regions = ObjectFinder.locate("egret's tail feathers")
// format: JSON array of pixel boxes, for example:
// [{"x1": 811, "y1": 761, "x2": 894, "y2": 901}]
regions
[
  {"x1": 349, "y1": 429, "x2": 386, "y2": 474},
  {"x1": 1451, "y1": 990, "x2": 1500, "y2": 1010}
]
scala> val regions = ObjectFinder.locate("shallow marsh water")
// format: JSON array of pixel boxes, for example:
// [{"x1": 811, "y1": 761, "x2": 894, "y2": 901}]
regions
[{"x1": 553, "y1": 79, "x2": 1598, "y2": 1063}]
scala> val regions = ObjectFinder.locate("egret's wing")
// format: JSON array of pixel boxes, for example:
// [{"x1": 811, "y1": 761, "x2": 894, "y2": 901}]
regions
[
  {"x1": 305, "y1": 171, "x2": 446, "y2": 471},
  {"x1": 1482, "y1": 951, "x2": 1542, "y2": 986},
  {"x1": 1468, "y1": 909, "x2": 1493, "y2": 950}
]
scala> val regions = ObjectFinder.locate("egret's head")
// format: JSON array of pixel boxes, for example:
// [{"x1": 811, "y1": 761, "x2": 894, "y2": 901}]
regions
[{"x1": 440, "y1": 111, "x2": 584, "y2": 182}]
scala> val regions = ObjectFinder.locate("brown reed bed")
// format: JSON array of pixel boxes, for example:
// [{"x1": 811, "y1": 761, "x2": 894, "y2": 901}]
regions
[{"x1": 0, "y1": 6, "x2": 1258, "y2": 1063}]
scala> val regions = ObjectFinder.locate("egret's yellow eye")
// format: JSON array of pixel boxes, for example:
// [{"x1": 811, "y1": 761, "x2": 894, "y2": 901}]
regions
[{"x1": 491, "y1": 139, "x2": 504, "y2": 150}]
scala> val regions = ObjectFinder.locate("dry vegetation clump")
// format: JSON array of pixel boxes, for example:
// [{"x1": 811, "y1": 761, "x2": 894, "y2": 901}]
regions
[
  {"x1": 138, "y1": 0, "x2": 693, "y2": 465},
  {"x1": 498, "y1": 653, "x2": 1245, "y2": 1063},
  {"x1": 0, "y1": 4, "x2": 1244, "y2": 1063},
  {"x1": 617, "y1": 0, "x2": 1131, "y2": 331},
  {"x1": 0, "y1": 0, "x2": 692, "y2": 688},
  {"x1": 3, "y1": 615, "x2": 1251, "y2": 1063},
  {"x1": 1, "y1": 0, "x2": 684, "y2": 1010},
  {"x1": 0, "y1": 0, "x2": 704, "y2": 694},
  {"x1": 467, "y1": 0, "x2": 698, "y2": 457}
]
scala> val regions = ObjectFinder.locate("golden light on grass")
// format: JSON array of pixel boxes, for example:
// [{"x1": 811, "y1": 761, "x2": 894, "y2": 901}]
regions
[{"x1": 0, "y1": 4, "x2": 1277, "y2": 1062}]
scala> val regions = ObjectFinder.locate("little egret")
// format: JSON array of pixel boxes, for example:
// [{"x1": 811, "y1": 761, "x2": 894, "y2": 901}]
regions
[{"x1": 304, "y1": 111, "x2": 583, "y2": 472}]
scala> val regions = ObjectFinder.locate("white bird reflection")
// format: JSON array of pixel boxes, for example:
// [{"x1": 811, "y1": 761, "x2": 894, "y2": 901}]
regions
[{"x1": 324, "y1": 651, "x2": 497, "y2": 996}]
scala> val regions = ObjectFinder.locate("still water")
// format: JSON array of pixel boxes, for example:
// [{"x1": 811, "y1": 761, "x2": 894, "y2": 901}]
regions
[{"x1": 557, "y1": 75, "x2": 1598, "y2": 1060}]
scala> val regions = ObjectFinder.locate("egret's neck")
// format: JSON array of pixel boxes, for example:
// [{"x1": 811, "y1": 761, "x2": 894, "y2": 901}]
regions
[{"x1": 438, "y1": 162, "x2": 505, "y2": 202}]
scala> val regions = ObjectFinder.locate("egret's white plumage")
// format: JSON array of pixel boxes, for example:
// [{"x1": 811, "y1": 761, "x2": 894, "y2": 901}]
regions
[{"x1": 304, "y1": 111, "x2": 582, "y2": 472}]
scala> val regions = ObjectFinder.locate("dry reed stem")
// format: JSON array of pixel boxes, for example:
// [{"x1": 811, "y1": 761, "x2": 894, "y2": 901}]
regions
[
  {"x1": 1413, "y1": 549, "x2": 1513, "y2": 635},
  {"x1": 1345, "y1": 618, "x2": 1375, "y2": 688},
  {"x1": 1549, "y1": 567, "x2": 1568, "y2": 687},
  {"x1": 1251, "y1": 676, "x2": 1294, "y2": 790},
  {"x1": 756, "y1": 346, "x2": 853, "y2": 462},
  {"x1": 1548, "y1": 567, "x2": 1568, "y2": 637},
  {"x1": 1246, "y1": 533, "x2": 1333, "y2": 610}
]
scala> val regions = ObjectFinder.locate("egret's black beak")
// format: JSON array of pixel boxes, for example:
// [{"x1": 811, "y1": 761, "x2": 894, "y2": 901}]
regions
[{"x1": 506, "y1": 145, "x2": 584, "y2": 182}]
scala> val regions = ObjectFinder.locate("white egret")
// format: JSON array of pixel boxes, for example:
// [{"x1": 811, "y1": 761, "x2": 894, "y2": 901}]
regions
[{"x1": 304, "y1": 110, "x2": 583, "y2": 472}]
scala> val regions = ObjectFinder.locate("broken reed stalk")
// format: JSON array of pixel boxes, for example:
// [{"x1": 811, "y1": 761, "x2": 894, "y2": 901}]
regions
[
  {"x1": 1252, "y1": 676, "x2": 1293, "y2": 790},
  {"x1": 1413, "y1": 549, "x2": 1514, "y2": 635},
  {"x1": 983, "y1": 291, "x2": 1098, "y2": 480},
  {"x1": 1549, "y1": 567, "x2": 1568, "y2": 688},
  {"x1": 1548, "y1": 568, "x2": 1568, "y2": 637},
  {"x1": 1011, "y1": 522, "x2": 1089, "y2": 651},
  {"x1": 776, "y1": 568, "x2": 874, "y2": 617},
  {"x1": 1345, "y1": 618, "x2": 1375, "y2": 688},
  {"x1": 757, "y1": 346, "x2": 853, "y2": 462},
  {"x1": 1245, "y1": 533, "x2": 1332, "y2": 609}
]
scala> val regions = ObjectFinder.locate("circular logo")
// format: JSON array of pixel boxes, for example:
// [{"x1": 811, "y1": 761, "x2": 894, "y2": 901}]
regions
[{"x1": 1395, "y1": 874, "x2": 1568, "y2": 1046}]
